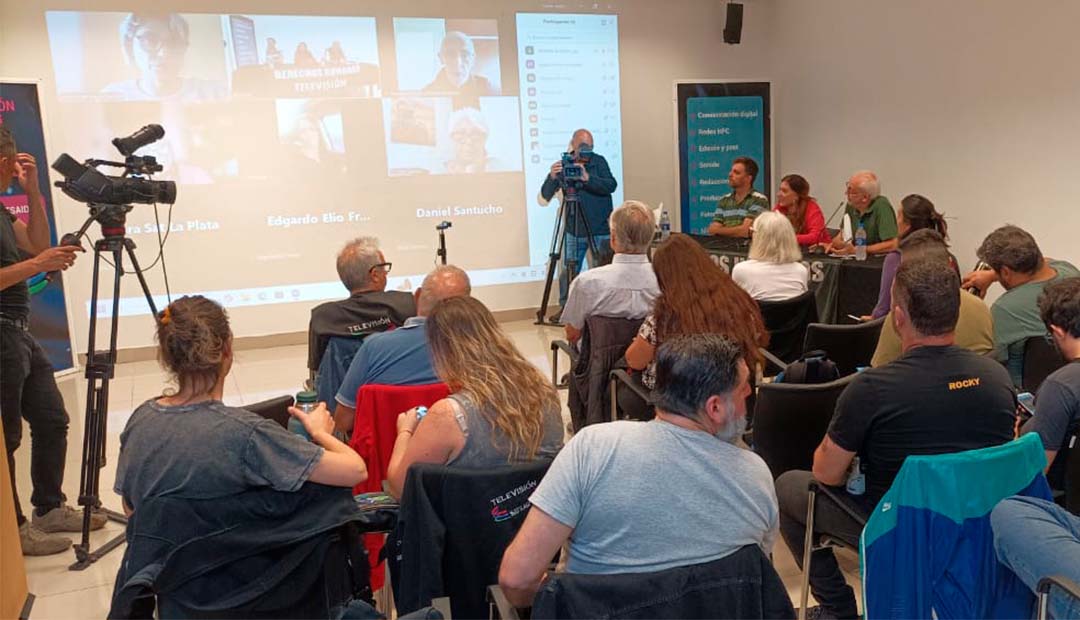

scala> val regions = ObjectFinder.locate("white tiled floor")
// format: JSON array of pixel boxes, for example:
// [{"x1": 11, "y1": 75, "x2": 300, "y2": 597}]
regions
[{"x1": 12, "y1": 319, "x2": 860, "y2": 618}]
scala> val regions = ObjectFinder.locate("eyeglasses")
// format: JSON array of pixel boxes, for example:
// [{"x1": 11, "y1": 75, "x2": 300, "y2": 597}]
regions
[
  {"x1": 370, "y1": 262, "x2": 392, "y2": 274},
  {"x1": 135, "y1": 33, "x2": 186, "y2": 54},
  {"x1": 1043, "y1": 331, "x2": 1056, "y2": 346}
]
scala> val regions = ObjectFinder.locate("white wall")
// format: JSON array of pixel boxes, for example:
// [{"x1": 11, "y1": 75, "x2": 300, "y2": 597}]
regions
[
  {"x1": 0, "y1": 0, "x2": 774, "y2": 352},
  {"x1": 769, "y1": 0, "x2": 1080, "y2": 278}
]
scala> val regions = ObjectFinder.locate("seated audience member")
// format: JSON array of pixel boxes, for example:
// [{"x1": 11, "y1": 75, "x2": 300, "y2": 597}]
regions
[
  {"x1": 115, "y1": 296, "x2": 367, "y2": 516},
  {"x1": 823, "y1": 170, "x2": 897, "y2": 256},
  {"x1": 706, "y1": 156, "x2": 770, "y2": 238},
  {"x1": 871, "y1": 230, "x2": 993, "y2": 366},
  {"x1": 991, "y1": 496, "x2": 1080, "y2": 620},
  {"x1": 774, "y1": 173, "x2": 831, "y2": 247},
  {"x1": 561, "y1": 200, "x2": 659, "y2": 343},
  {"x1": 386, "y1": 296, "x2": 564, "y2": 497},
  {"x1": 867, "y1": 194, "x2": 949, "y2": 319},
  {"x1": 776, "y1": 258, "x2": 1015, "y2": 619},
  {"x1": 307, "y1": 237, "x2": 415, "y2": 370},
  {"x1": 499, "y1": 335, "x2": 778, "y2": 608},
  {"x1": 732, "y1": 210, "x2": 809, "y2": 302},
  {"x1": 626, "y1": 234, "x2": 767, "y2": 393},
  {"x1": 332, "y1": 265, "x2": 471, "y2": 434},
  {"x1": 1021, "y1": 277, "x2": 1080, "y2": 491},
  {"x1": 961, "y1": 225, "x2": 1080, "y2": 386}
]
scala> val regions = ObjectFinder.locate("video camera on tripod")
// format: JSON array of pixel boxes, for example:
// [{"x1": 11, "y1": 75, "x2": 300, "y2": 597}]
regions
[
  {"x1": 559, "y1": 143, "x2": 592, "y2": 184},
  {"x1": 49, "y1": 124, "x2": 178, "y2": 571},
  {"x1": 52, "y1": 124, "x2": 176, "y2": 217}
]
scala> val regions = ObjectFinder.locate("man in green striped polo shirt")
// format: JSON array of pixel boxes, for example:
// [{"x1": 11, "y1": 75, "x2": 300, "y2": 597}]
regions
[{"x1": 707, "y1": 156, "x2": 770, "y2": 238}]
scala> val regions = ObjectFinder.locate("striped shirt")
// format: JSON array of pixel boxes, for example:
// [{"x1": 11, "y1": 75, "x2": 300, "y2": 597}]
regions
[{"x1": 712, "y1": 191, "x2": 770, "y2": 227}]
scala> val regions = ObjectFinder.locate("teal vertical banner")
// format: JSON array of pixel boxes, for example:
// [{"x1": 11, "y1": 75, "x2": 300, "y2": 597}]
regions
[{"x1": 684, "y1": 95, "x2": 765, "y2": 234}]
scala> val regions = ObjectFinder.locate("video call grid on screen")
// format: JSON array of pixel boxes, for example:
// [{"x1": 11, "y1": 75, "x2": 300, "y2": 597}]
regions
[{"x1": 42, "y1": 10, "x2": 623, "y2": 316}]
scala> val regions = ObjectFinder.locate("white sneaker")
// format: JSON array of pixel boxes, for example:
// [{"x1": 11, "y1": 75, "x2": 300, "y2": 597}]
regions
[
  {"x1": 18, "y1": 521, "x2": 71, "y2": 556},
  {"x1": 33, "y1": 504, "x2": 107, "y2": 533}
]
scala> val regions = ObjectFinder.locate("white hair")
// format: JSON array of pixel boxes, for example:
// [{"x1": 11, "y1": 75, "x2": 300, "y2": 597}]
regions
[
  {"x1": 849, "y1": 170, "x2": 880, "y2": 200},
  {"x1": 748, "y1": 211, "x2": 802, "y2": 264},
  {"x1": 609, "y1": 200, "x2": 656, "y2": 254},
  {"x1": 336, "y1": 237, "x2": 381, "y2": 291}
]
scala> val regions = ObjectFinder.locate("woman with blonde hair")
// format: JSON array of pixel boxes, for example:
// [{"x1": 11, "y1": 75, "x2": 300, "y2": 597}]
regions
[
  {"x1": 387, "y1": 296, "x2": 563, "y2": 497},
  {"x1": 732, "y1": 210, "x2": 809, "y2": 302}
]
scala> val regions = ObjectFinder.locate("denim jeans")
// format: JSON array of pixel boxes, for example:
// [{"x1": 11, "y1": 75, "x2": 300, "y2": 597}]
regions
[
  {"x1": 558, "y1": 234, "x2": 611, "y2": 307},
  {"x1": 992, "y1": 496, "x2": 1080, "y2": 620},
  {"x1": 0, "y1": 325, "x2": 70, "y2": 523}
]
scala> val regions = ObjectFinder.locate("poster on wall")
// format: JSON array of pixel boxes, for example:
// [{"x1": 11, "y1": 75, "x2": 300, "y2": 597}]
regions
[
  {"x1": 675, "y1": 81, "x2": 772, "y2": 235},
  {"x1": 0, "y1": 80, "x2": 77, "y2": 373}
]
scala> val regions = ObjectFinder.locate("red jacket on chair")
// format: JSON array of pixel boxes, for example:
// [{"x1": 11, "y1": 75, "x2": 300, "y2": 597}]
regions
[{"x1": 348, "y1": 382, "x2": 450, "y2": 589}]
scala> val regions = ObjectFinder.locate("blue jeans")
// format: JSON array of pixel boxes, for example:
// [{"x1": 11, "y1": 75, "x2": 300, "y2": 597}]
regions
[
  {"x1": 558, "y1": 234, "x2": 610, "y2": 307},
  {"x1": 992, "y1": 496, "x2": 1080, "y2": 620}
]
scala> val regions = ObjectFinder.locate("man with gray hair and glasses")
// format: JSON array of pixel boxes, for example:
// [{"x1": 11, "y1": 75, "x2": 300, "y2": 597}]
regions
[
  {"x1": 332, "y1": 265, "x2": 471, "y2": 434},
  {"x1": 561, "y1": 200, "x2": 659, "y2": 344},
  {"x1": 307, "y1": 237, "x2": 415, "y2": 374},
  {"x1": 500, "y1": 334, "x2": 777, "y2": 608},
  {"x1": 823, "y1": 170, "x2": 897, "y2": 256}
]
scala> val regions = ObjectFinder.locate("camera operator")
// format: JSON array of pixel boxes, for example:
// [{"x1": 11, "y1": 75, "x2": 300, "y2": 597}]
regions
[
  {"x1": 0, "y1": 126, "x2": 104, "y2": 556},
  {"x1": 539, "y1": 129, "x2": 618, "y2": 322}
]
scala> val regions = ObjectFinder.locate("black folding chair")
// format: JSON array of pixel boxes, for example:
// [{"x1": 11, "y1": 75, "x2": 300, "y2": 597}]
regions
[
  {"x1": 1036, "y1": 575, "x2": 1080, "y2": 620},
  {"x1": 244, "y1": 394, "x2": 295, "y2": 429},
  {"x1": 1023, "y1": 336, "x2": 1067, "y2": 394},
  {"x1": 751, "y1": 375, "x2": 857, "y2": 479},
  {"x1": 798, "y1": 480, "x2": 869, "y2": 620},
  {"x1": 1066, "y1": 433, "x2": 1080, "y2": 516},
  {"x1": 802, "y1": 317, "x2": 886, "y2": 376},
  {"x1": 759, "y1": 291, "x2": 819, "y2": 365}
]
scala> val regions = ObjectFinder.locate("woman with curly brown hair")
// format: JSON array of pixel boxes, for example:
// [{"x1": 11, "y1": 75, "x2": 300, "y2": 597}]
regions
[
  {"x1": 624, "y1": 234, "x2": 768, "y2": 415},
  {"x1": 387, "y1": 296, "x2": 563, "y2": 497},
  {"x1": 114, "y1": 295, "x2": 367, "y2": 516}
]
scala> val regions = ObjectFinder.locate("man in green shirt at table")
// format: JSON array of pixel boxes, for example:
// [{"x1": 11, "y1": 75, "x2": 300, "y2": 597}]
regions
[
  {"x1": 824, "y1": 170, "x2": 898, "y2": 256},
  {"x1": 707, "y1": 156, "x2": 770, "y2": 238}
]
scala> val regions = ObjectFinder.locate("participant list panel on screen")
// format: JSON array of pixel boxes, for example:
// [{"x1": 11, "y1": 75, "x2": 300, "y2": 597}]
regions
[{"x1": 516, "y1": 13, "x2": 624, "y2": 266}]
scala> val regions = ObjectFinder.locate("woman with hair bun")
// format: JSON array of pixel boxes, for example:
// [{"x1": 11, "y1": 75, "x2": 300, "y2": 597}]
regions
[
  {"x1": 865, "y1": 194, "x2": 950, "y2": 320},
  {"x1": 113, "y1": 295, "x2": 366, "y2": 516}
]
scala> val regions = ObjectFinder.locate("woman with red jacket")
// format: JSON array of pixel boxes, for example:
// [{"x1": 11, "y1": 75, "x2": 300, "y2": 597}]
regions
[{"x1": 774, "y1": 174, "x2": 831, "y2": 247}]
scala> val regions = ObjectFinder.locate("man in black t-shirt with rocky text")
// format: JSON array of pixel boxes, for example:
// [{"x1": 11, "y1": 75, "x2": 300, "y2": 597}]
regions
[{"x1": 775, "y1": 257, "x2": 1016, "y2": 620}]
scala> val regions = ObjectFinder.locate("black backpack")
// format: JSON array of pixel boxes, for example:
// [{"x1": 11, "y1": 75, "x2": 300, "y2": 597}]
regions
[{"x1": 776, "y1": 349, "x2": 840, "y2": 384}]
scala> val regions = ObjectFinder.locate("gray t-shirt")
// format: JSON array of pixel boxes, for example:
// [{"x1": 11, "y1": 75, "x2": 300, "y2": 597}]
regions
[
  {"x1": 529, "y1": 420, "x2": 778, "y2": 574},
  {"x1": 115, "y1": 399, "x2": 324, "y2": 512},
  {"x1": 1023, "y1": 360, "x2": 1080, "y2": 487},
  {"x1": 446, "y1": 392, "x2": 564, "y2": 468}
]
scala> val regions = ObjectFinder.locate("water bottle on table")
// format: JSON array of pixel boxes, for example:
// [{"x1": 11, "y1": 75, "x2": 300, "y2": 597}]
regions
[
  {"x1": 288, "y1": 390, "x2": 318, "y2": 441},
  {"x1": 659, "y1": 210, "x2": 671, "y2": 241},
  {"x1": 854, "y1": 222, "x2": 868, "y2": 261}
]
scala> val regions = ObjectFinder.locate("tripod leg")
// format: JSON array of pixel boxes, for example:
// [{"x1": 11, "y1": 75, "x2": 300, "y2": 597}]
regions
[
  {"x1": 536, "y1": 198, "x2": 568, "y2": 324},
  {"x1": 71, "y1": 241, "x2": 129, "y2": 571},
  {"x1": 74, "y1": 245, "x2": 104, "y2": 561},
  {"x1": 124, "y1": 240, "x2": 160, "y2": 317}
]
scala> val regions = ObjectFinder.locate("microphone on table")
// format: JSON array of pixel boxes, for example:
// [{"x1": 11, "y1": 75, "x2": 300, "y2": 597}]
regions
[{"x1": 824, "y1": 200, "x2": 846, "y2": 228}]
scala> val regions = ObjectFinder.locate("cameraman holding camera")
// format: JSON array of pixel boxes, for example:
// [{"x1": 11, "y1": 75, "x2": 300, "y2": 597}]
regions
[
  {"x1": 539, "y1": 129, "x2": 618, "y2": 322},
  {"x1": 0, "y1": 126, "x2": 104, "y2": 555}
]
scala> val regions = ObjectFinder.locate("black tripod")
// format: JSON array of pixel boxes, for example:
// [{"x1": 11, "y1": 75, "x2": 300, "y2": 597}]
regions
[
  {"x1": 536, "y1": 182, "x2": 598, "y2": 326},
  {"x1": 435, "y1": 220, "x2": 451, "y2": 265},
  {"x1": 64, "y1": 203, "x2": 160, "y2": 571}
]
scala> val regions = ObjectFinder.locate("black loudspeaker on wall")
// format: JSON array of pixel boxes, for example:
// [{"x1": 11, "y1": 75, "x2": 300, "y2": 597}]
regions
[{"x1": 723, "y1": 2, "x2": 744, "y2": 44}]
